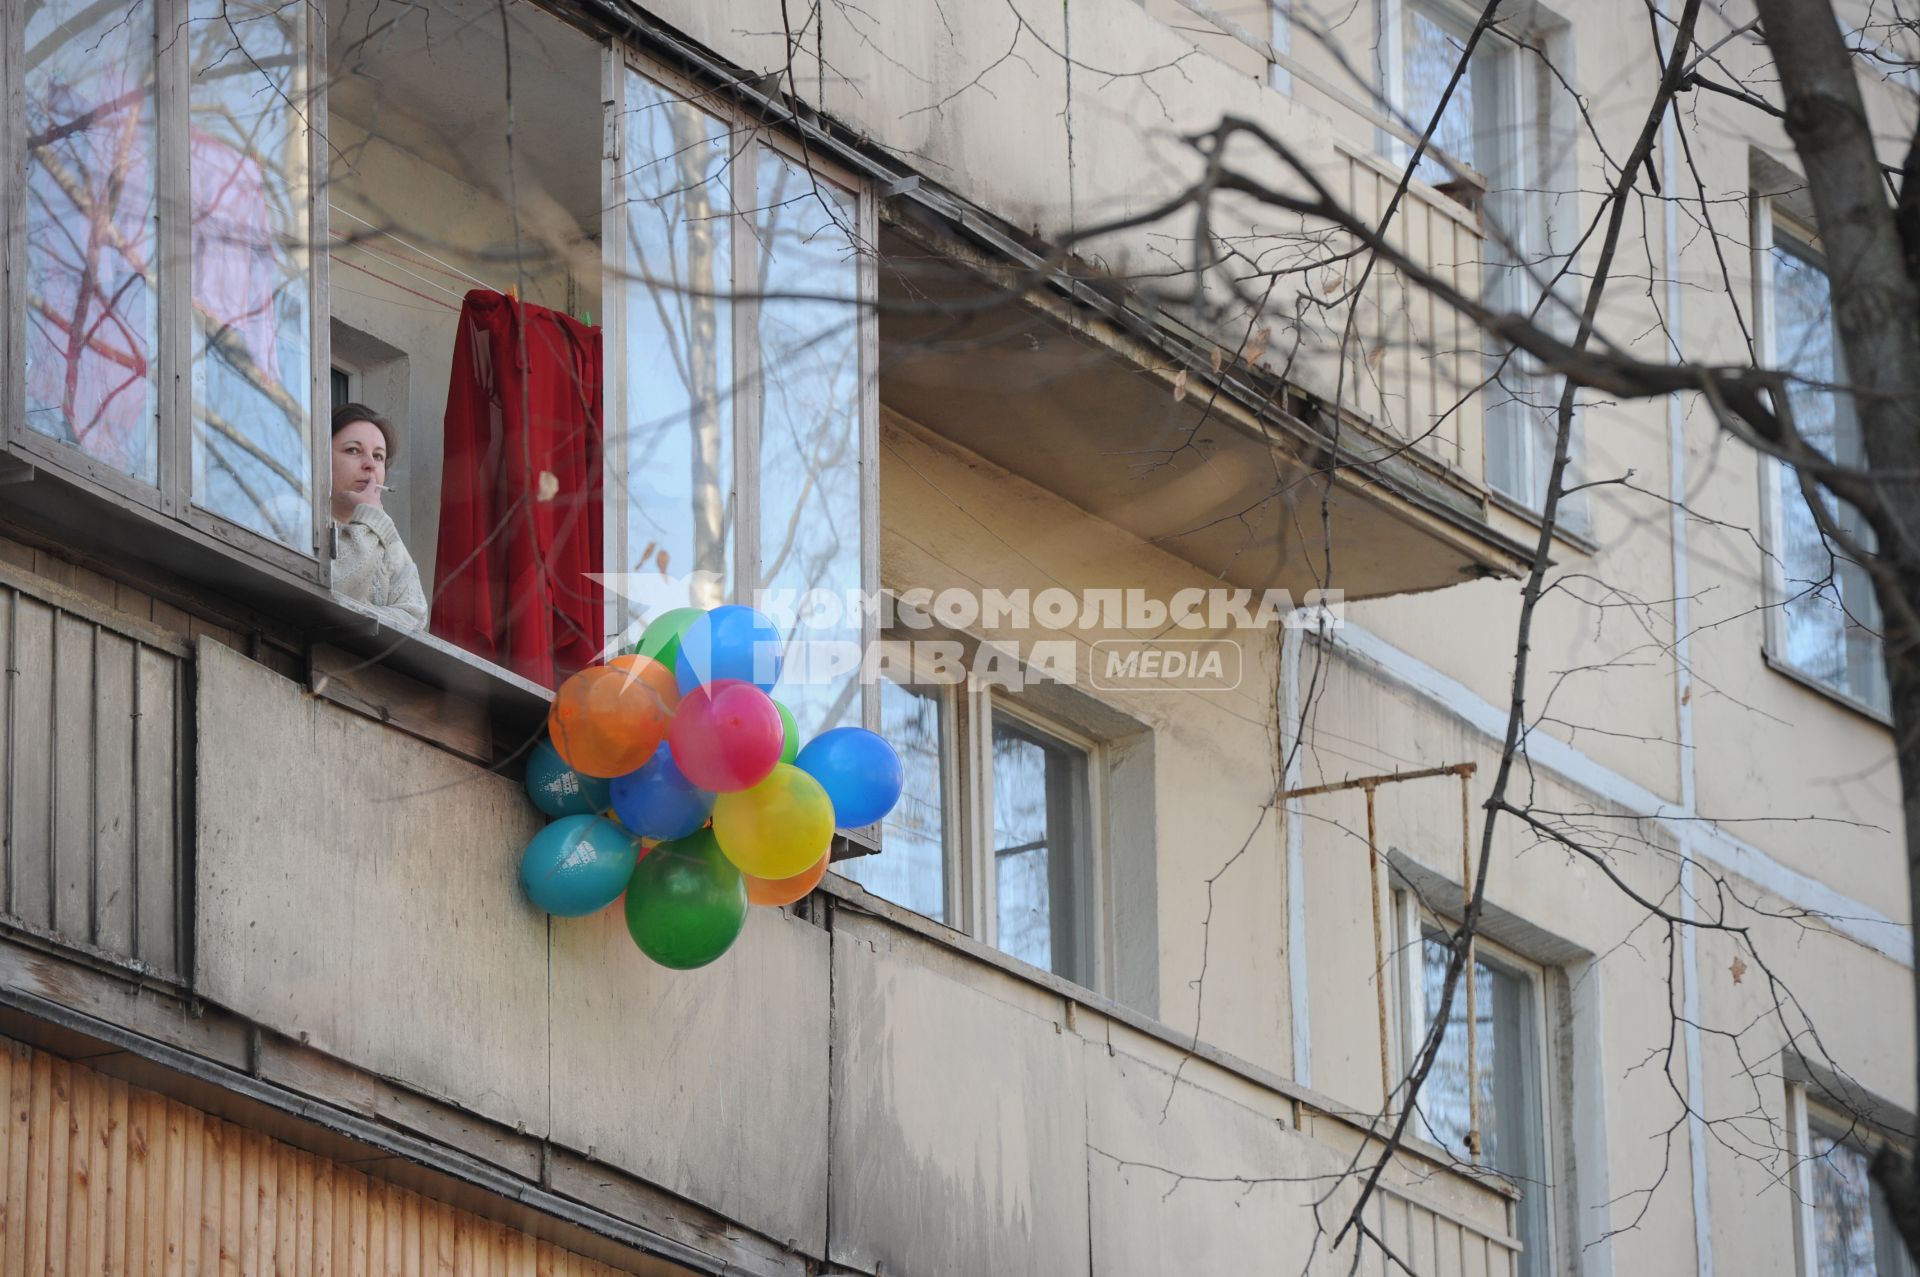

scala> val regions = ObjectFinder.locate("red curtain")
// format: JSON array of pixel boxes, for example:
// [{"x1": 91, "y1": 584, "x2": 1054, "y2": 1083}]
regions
[{"x1": 431, "y1": 290, "x2": 603, "y2": 688}]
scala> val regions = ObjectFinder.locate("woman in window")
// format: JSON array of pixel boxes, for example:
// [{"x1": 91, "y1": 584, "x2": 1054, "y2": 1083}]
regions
[{"x1": 330, "y1": 404, "x2": 428, "y2": 631}]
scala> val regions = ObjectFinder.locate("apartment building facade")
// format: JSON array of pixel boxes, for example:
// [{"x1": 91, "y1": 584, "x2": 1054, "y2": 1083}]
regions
[{"x1": 0, "y1": 0, "x2": 1910, "y2": 1273}]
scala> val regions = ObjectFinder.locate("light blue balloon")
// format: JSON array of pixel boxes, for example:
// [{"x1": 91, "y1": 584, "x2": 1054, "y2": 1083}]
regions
[
  {"x1": 794, "y1": 727, "x2": 904, "y2": 829},
  {"x1": 610, "y1": 744, "x2": 715, "y2": 841},
  {"x1": 519, "y1": 815, "x2": 639, "y2": 916},
  {"x1": 673, "y1": 605, "x2": 784, "y2": 694},
  {"x1": 525, "y1": 739, "x2": 613, "y2": 817}
]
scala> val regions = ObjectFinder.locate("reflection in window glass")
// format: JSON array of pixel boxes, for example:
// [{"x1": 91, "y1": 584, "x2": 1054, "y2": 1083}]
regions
[
  {"x1": 755, "y1": 151, "x2": 863, "y2": 742},
  {"x1": 1809, "y1": 1124, "x2": 1919, "y2": 1277},
  {"x1": 1771, "y1": 237, "x2": 1888, "y2": 712},
  {"x1": 841, "y1": 677, "x2": 948, "y2": 922},
  {"x1": 189, "y1": 0, "x2": 314, "y2": 548},
  {"x1": 992, "y1": 713, "x2": 1090, "y2": 983},
  {"x1": 1419, "y1": 933, "x2": 1549, "y2": 1277},
  {"x1": 616, "y1": 72, "x2": 735, "y2": 627},
  {"x1": 1404, "y1": 4, "x2": 1483, "y2": 187},
  {"x1": 23, "y1": 0, "x2": 161, "y2": 482}
]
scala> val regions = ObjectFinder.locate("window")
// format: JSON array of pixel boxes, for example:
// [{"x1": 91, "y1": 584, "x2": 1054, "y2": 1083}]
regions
[
  {"x1": 1396, "y1": 901, "x2": 1556, "y2": 1277},
  {"x1": 15, "y1": 1, "x2": 325, "y2": 568},
  {"x1": 840, "y1": 644, "x2": 1119, "y2": 994},
  {"x1": 607, "y1": 62, "x2": 875, "y2": 739},
  {"x1": 1380, "y1": 0, "x2": 1575, "y2": 517},
  {"x1": 1793, "y1": 1095, "x2": 1919, "y2": 1277},
  {"x1": 1756, "y1": 211, "x2": 1890, "y2": 716}
]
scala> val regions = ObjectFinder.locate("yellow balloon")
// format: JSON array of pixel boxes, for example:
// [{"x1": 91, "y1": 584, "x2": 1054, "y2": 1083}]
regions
[{"x1": 713, "y1": 764, "x2": 834, "y2": 880}]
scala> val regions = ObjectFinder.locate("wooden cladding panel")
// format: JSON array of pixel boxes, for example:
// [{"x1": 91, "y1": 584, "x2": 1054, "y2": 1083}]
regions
[
  {"x1": 0, "y1": 1037, "x2": 651, "y2": 1276},
  {"x1": 0, "y1": 576, "x2": 187, "y2": 979}
]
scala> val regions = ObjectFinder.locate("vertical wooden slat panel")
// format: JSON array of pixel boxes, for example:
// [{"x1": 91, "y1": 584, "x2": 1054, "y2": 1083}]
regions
[
  {"x1": 347, "y1": 1166, "x2": 368, "y2": 1277},
  {"x1": 315, "y1": 1156, "x2": 338, "y2": 1277},
  {"x1": 105, "y1": 1076, "x2": 129, "y2": 1277},
  {"x1": 11, "y1": 597, "x2": 55, "y2": 932},
  {"x1": 1461, "y1": 1230, "x2": 1491, "y2": 1277},
  {"x1": 201, "y1": 1106, "x2": 224, "y2": 1275},
  {"x1": 0, "y1": 594, "x2": 12, "y2": 925},
  {"x1": 134, "y1": 645, "x2": 180, "y2": 976},
  {"x1": 93, "y1": 631, "x2": 139, "y2": 955},
  {"x1": 22, "y1": 1050, "x2": 51, "y2": 1277},
  {"x1": 42, "y1": 1057, "x2": 70, "y2": 1277},
  {"x1": 1433, "y1": 1215, "x2": 1466, "y2": 1277},
  {"x1": 60, "y1": 1055, "x2": 87, "y2": 1277},
  {"x1": 0, "y1": 1037, "x2": 695, "y2": 1276},
  {"x1": 368, "y1": 1173, "x2": 388, "y2": 1276},
  {"x1": 401, "y1": 1181, "x2": 422, "y2": 1277},
  {"x1": 0, "y1": 1046, "x2": 11, "y2": 1263},
  {"x1": 260, "y1": 1128, "x2": 282, "y2": 1274},
  {"x1": 51, "y1": 613, "x2": 95, "y2": 943},
  {"x1": 275, "y1": 1135, "x2": 296, "y2": 1276},
  {"x1": 127, "y1": 1087, "x2": 152, "y2": 1275},
  {"x1": 163, "y1": 1097, "x2": 186, "y2": 1277},
  {"x1": 181, "y1": 1106, "x2": 204, "y2": 1277},
  {"x1": 240, "y1": 1128, "x2": 261, "y2": 1275}
]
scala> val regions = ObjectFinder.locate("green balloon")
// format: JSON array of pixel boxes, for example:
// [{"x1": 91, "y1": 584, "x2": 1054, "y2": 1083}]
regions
[
  {"x1": 624, "y1": 827, "x2": 747, "y2": 969},
  {"x1": 775, "y1": 699, "x2": 799, "y2": 765},
  {"x1": 632, "y1": 607, "x2": 705, "y2": 674}
]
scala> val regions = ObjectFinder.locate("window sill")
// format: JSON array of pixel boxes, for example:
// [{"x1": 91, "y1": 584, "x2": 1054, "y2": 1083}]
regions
[{"x1": 1760, "y1": 647, "x2": 1893, "y2": 730}]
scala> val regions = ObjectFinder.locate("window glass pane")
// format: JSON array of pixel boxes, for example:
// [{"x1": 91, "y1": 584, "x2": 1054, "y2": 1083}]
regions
[
  {"x1": 23, "y1": 0, "x2": 160, "y2": 482},
  {"x1": 754, "y1": 151, "x2": 863, "y2": 741},
  {"x1": 1811, "y1": 1128, "x2": 1885, "y2": 1277},
  {"x1": 613, "y1": 72, "x2": 735, "y2": 631},
  {"x1": 1770, "y1": 237, "x2": 1888, "y2": 711},
  {"x1": 188, "y1": 0, "x2": 314, "y2": 549},
  {"x1": 992, "y1": 712, "x2": 1090, "y2": 983},
  {"x1": 1420, "y1": 933, "x2": 1549, "y2": 1277},
  {"x1": 1404, "y1": 2, "x2": 1507, "y2": 189},
  {"x1": 841, "y1": 676, "x2": 947, "y2": 922}
]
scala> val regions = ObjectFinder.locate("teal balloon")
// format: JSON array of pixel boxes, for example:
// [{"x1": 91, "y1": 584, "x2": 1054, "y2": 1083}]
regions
[
  {"x1": 519, "y1": 815, "x2": 639, "y2": 917},
  {"x1": 632, "y1": 607, "x2": 705, "y2": 675},
  {"x1": 525, "y1": 739, "x2": 612, "y2": 817},
  {"x1": 624, "y1": 828, "x2": 747, "y2": 969}
]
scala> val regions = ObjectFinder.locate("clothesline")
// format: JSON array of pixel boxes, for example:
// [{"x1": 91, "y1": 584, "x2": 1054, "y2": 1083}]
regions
[{"x1": 329, "y1": 203, "x2": 503, "y2": 295}]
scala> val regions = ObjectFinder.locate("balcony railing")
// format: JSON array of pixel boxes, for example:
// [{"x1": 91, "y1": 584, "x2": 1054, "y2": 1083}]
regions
[{"x1": 0, "y1": 561, "x2": 189, "y2": 981}]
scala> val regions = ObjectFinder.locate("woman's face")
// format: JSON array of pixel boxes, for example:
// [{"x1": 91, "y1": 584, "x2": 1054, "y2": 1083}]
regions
[{"x1": 331, "y1": 420, "x2": 388, "y2": 502}]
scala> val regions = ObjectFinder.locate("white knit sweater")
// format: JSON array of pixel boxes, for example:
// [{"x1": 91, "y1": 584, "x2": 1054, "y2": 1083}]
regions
[{"x1": 332, "y1": 506, "x2": 429, "y2": 631}]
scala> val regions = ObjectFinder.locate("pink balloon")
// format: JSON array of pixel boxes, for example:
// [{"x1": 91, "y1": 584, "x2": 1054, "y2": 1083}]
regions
[{"x1": 667, "y1": 680, "x2": 784, "y2": 793}]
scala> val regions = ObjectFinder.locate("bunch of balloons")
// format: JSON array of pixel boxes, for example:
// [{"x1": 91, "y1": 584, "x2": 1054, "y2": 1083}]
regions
[{"x1": 515, "y1": 605, "x2": 905, "y2": 970}]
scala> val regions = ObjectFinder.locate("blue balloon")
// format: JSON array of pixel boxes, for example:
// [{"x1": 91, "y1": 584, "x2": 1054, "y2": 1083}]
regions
[
  {"x1": 519, "y1": 815, "x2": 639, "y2": 916},
  {"x1": 525, "y1": 739, "x2": 612, "y2": 817},
  {"x1": 610, "y1": 745, "x2": 716, "y2": 841},
  {"x1": 794, "y1": 727, "x2": 904, "y2": 829},
  {"x1": 673, "y1": 605, "x2": 784, "y2": 694}
]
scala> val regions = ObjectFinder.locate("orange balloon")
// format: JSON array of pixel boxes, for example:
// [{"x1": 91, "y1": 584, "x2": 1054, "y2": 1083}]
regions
[
  {"x1": 548, "y1": 659, "x2": 680, "y2": 778},
  {"x1": 745, "y1": 851, "x2": 830, "y2": 908}
]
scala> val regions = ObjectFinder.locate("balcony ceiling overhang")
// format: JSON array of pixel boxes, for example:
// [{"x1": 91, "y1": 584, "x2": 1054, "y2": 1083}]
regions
[{"x1": 877, "y1": 223, "x2": 1531, "y2": 602}]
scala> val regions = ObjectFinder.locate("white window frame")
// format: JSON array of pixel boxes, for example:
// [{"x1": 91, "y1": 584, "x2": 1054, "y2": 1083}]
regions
[
  {"x1": 1788, "y1": 1084, "x2": 1920, "y2": 1277},
  {"x1": 1752, "y1": 199, "x2": 1891, "y2": 722},
  {"x1": 1393, "y1": 889, "x2": 1560, "y2": 1274},
  {"x1": 848, "y1": 625, "x2": 1116, "y2": 994},
  {"x1": 3, "y1": 0, "x2": 332, "y2": 582},
  {"x1": 976, "y1": 692, "x2": 1107, "y2": 989},
  {"x1": 601, "y1": 51, "x2": 881, "y2": 717}
]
